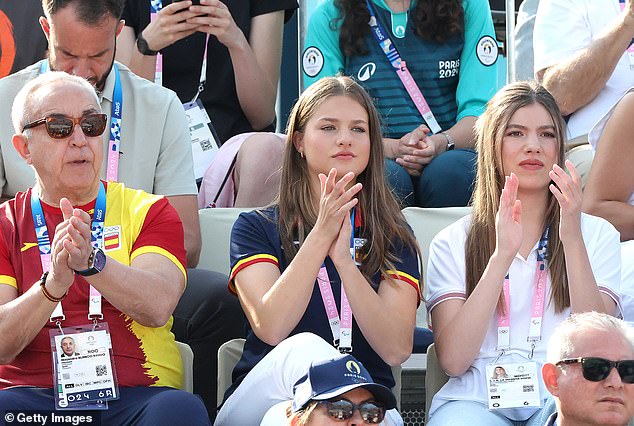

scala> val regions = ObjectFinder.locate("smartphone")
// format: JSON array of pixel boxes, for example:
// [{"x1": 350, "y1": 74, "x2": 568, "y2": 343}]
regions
[{"x1": 175, "y1": 0, "x2": 200, "y2": 5}]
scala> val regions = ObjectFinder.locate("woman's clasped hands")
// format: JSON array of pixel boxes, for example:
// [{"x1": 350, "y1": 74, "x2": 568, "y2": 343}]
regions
[{"x1": 314, "y1": 168, "x2": 362, "y2": 266}]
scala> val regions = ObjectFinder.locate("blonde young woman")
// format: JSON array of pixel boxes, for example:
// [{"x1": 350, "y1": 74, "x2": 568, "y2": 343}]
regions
[
  {"x1": 214, "y1": 76, "x2": 421, "y2": 425},
  {"x1": 425, "y1": 81, "x2": 622, "y2": 425}
]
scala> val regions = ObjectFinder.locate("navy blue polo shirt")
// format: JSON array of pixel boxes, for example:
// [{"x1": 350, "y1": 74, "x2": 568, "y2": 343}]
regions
[{"x1": 226, "y1": 206, "x2": 420, "y2": 397}]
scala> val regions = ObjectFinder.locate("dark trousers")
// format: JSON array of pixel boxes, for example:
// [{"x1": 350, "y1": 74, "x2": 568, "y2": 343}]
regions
[
  {"x1": 0, "y1": 387, "x2": 209, "y2": 426},
  {"x1": 172, "y1": 269, "x2": 247, "y2": 422}
]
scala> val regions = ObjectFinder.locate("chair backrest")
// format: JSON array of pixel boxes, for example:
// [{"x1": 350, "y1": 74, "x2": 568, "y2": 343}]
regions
[
  {"x1": 401, "y1": 208, "x2": 469, "y2": 420},
  {"x1": 198, "y1": 208, "x2": 251, "y2": 275},
  {"x1": 217, "y1": 338, "x2": 246, "y2": 407},
  {"x1": 176, "y1": 341, "x2": 194, "y2": 393},
  {"x1": 402, "y1": 206, "x2": 472, "y2": 271},
  {"x1": 424, "y1": 343, "x2": 448, "y2": 422},
  {"x1": 216, "y1": 338, "x2": 403, "y2": 410}
]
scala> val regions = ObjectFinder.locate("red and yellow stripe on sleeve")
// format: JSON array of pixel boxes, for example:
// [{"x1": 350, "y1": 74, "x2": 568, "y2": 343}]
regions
[
  {"x1": 384, "y1": 270, "x2": 421, "y2": 305},
  {"x1": 228, "y1": 254, "x2": 279, "y2": 295}
]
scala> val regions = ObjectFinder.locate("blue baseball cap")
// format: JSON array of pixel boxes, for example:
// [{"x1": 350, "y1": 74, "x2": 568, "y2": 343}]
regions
[{"x1": 291, "y1": 354, "x2": 397, "y2": 413}]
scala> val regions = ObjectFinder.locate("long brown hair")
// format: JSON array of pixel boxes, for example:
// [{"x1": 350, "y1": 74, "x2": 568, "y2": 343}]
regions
[
  {"x1": 278, "y1": 76, "x2": 419, "y2": 282},
  {"x1": 334, "y1": 0, "x2": 464, "y2": 57},
  {"x1": 465, "y1": 81, "x2": 569, "y2": 313}
]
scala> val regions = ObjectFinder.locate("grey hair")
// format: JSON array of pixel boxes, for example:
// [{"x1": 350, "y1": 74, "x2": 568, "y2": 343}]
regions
[
  {"x1": 11, "y1": 71, "x2": 100, "y2": 136},
  {"x1": 546, "y1": 312, "x2": 634, "y2": 363}
]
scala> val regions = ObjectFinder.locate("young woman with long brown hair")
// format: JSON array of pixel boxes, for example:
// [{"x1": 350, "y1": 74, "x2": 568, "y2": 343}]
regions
[
  {"x1": 425, "y1": 81, "x2": 622, "y2": 425},
  {"x1": 214, "y1": 76, "x2": 420, "y2": 425}
]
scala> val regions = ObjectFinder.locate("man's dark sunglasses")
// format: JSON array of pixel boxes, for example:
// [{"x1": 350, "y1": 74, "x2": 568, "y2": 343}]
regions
[
  {"x1": 319, "y1": 398, "x2": 385, "y2": 423},
  {"x1": 556, "y1": 357, "x2": 634, "y2": 384},
  {"x1": 22, "y1": 113, "x2": 108, "y2": 139}
]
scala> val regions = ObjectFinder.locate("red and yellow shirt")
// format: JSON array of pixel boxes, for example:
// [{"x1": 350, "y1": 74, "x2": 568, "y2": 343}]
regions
[{"x1": 0, "y1": 181, "x2": 187, "y2": 389}]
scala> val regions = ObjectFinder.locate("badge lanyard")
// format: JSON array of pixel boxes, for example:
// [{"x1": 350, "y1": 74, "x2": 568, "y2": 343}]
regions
[
  {"x1": 496, "y1": 226, "x2": 549, "y2": 360},
  {"x1": 365, "y1": 0, "x2": 442, "y2": 134},
  {"x1": 150, "y1": 0, "x2": 210, "y2": 103},
  {"x1": 317, "y1": 209, "x2": 357, "y2": 353},
  {"x1": 619, "y1": 0, "x2": 634, "y2": 69},
  {"x1": 31, "y1": 182, "x2": 107, "y2": 325},
  {"x1": 150, "y1": 0, "x2": 164, "y2": 86},
  {"x1": 39, "y1": 62, "x2": 123, "y2": 183}
]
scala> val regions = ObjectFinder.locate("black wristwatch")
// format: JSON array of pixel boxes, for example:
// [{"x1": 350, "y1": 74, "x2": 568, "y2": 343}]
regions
[
  {"x1": 136, "y1": 32, "x2": 159, "y2": 56},
  {"x1": 75, "y1": 247, "x2": 107, "y2": 276}
]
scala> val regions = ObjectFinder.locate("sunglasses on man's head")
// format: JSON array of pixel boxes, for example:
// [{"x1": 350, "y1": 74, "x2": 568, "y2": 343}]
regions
[
  {"x1": 319, "y1": 398, "x2": 385, "y2": 423},
  {"x1": 556, "y1": 357, "x2": 634, "y2": 384},
  {"x1": 22, "y1": 113, "x2": 108, "y2": 139}
]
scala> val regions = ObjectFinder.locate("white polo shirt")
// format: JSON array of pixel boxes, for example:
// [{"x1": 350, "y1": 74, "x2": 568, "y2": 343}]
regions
[
  {"x1": 534, "y1": 0, "x2": 634, "y2": 140},
  {"x1": 425, "y1": 214, "x2": 621, "y2": 421}
]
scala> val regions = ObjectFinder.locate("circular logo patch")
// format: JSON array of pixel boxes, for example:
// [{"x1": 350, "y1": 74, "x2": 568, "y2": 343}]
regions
[
  {"x1": 476, "y1": 35, "x2": 498, "y2": 67},
  {"x1": 302, "y1": 46, "x2": 324, "y2": 78}
]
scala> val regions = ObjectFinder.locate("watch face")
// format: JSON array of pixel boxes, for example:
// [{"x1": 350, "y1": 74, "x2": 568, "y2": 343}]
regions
[{"x1": 93, "y1": 248, "x2": 107, "y2": 272}]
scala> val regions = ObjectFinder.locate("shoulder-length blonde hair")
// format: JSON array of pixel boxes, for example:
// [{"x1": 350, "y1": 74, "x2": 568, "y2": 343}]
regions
[
  {"x1": 466, "y1": 81, "x2": 569, "y2": 312},
  {"x1": 278, "y1": 76, "x2": 419, "y2": 281}
]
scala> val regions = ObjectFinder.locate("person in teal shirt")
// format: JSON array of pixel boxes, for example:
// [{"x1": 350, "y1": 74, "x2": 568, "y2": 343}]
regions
[{"x1": 303, "y1": 0, "x2": 498, "y2": 207}]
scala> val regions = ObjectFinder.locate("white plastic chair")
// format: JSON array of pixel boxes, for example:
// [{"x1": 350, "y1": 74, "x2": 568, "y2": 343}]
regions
[{"x1": 176, "y1": 341, "x2": 194, "y2": 393}]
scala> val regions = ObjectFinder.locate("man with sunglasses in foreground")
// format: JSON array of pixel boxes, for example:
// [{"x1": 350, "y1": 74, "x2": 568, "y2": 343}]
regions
[
  {"x1": 0, "y1": 71, "x2": 210, "y2": 425},
  {"x1": 541, "y1": 312, "x2": 634, "y2": 426}
]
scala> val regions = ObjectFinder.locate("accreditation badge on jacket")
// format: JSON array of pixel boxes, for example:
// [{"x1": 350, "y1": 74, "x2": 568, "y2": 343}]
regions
[
  {"x1": 485, "y1": 362, "x2": 541, "y2": 410},
  {"x1": 183, "y1": 99, "x2": 220, "y2": 180},
  {"x1": 50, "y1": 323, "x2": 119, "y2": 410}
]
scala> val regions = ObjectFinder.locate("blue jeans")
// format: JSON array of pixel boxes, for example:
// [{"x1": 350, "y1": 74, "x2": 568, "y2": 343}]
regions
[
  {"x1": 385, "y1": 149, "x2": 477, "y2": 208},
  {"x1": 427, "y1": 398, "x2": 557, "y2": 426},
  {"x1": 0, "y1": 387, "x2": 210, "y2": 426},
  {"x1": 413, "y1": 327, "x2": 434, "y2": 353}
]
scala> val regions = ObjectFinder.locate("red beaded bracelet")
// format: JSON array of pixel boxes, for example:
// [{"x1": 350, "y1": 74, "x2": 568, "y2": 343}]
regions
[{"x1": 39, "y1": 272, "x2": 67, "y2": 303}]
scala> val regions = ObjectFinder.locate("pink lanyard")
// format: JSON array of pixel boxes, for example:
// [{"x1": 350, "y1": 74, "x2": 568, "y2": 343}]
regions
[
  {"x1": 365, "y1": 0, "x2": 442, "y2": 134},
  {"x1": 317, "y1": 210, "x2": 357, "y2": 352},
  {"x1": 497, "y1": 227, "x2": 549, "y2": 359}
]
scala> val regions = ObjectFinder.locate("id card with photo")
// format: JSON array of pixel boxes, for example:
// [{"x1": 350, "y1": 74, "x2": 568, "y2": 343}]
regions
[
  {"x1": 50, "y1": 324, "x2": 119, "y2": 410},
  {"x1": 486, "y1": 362, "x2": 541, "y2": 410}
]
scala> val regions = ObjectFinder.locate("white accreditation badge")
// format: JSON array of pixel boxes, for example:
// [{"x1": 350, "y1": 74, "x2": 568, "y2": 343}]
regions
[
  {"x1": 486, "y1": 362, "x2": 541, "y2": 410},
  {"x1": 50, "y1": 324, "x2": 119, "y2": 410},
  {"x1": 183, "y1": 99, "x2": 220, "y2": 180}
]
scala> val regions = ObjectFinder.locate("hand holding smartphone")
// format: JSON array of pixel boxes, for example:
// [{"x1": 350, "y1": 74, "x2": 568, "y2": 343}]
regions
[{"x1": 175, "y1": 0, "x2": 201, "y2": 6}]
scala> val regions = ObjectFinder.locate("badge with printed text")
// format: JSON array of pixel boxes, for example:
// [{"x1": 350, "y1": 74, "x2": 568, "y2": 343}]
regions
[
  {"x1": 183, "y1": 99, "x2": 220, "y2": 180},
  {"x1": 50, "y1": 324, "x2": 119, "y2": 410},
  {"x1": 486, "y1": 362, "x2": 541, "y2": 410}
]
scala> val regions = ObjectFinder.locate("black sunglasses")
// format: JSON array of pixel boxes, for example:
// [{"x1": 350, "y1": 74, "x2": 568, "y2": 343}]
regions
[
  {"x1": 319, "y1": 398, "x2": 385, "y2": 424},
  {"x1": 22, "y1": 113, "x2": 108, "y2": 139},
  {"x1": 556, "y1": 357, "x2": 634, "y2": 384}
]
